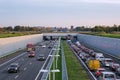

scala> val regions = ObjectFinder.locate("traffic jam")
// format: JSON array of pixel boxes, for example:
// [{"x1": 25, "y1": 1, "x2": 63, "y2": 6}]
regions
[{"x1": 68, "y1": 40, "x2": 120, "y2": 80}]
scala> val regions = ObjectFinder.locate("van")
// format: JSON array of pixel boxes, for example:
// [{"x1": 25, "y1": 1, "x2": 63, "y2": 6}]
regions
[
  {"x1": 95, "y1": 53, "x2": 104, "y2": 61},
  {"x1": 88, "y1": 59, "x2": 100, "y2": 71}
]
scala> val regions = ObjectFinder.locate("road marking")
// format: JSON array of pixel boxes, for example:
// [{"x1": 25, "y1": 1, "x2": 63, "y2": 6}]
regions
[
  {"x1": 0, "y1": 52, "x2": 26, "y2": 67},
  {"x1": 15, "y1": 75, "x2": 19, "y2": 79},
  {"x1": 24, "y1": 67, "x2": 27, "y2": 71}
]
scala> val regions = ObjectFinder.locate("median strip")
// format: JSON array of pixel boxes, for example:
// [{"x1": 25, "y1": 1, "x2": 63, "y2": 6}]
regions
[{"x1": 62, "y1": 40, "x2": 90, "y2": 80}]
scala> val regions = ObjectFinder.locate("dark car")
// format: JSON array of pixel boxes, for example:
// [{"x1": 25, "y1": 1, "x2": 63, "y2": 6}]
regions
[
  {"x1": 8, "y1": 63, "x2": 20, "y2": 73},
  {"x1": 37, "y1": 54, "x2": 45, "y2": 61},
  {"x1": 28, "y1": 51, "x2": 35, "y2": 57}
]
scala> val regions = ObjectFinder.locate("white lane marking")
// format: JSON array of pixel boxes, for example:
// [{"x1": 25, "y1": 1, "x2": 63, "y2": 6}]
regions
[
  {"x1": 0, "y1": 52, "x2": 26, "y2": 67},
  {"x1": 24, "y1": 67, "x2": 27, "y2": 71},
  {"x1": 15, "y1": 75, "x2": 19, "y2": 79}
]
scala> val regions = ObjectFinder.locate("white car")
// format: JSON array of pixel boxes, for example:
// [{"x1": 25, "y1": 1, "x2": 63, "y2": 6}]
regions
[
  {"x1": 102, "y1": 58, "x2": 113, "y2": 67},
  {"x1": 96, "y1": 56, "x2": 105, "y2": 61},
  {"x1": 95, "y1": 53, "x2": 104, "y2": 61},
  {"x1": 98, "y1": 71, "x2": 116, "y2": 80}
]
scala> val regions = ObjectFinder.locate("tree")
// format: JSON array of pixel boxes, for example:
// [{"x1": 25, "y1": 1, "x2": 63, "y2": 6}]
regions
[
  {"x1": 5, "y1": 26, "x2": 13, "y2": 31},
  {"x1": 14, "y1": 25, "x2": 21, "y2": 31}
]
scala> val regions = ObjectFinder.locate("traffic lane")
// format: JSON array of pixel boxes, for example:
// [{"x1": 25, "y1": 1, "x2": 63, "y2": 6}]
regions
[
  {"x1": 11, "y1": 43, "x2": 52, "y2": 80},
  {"x1": 0, "y1": 52, "x2": 27, "y2": 71},
  {"x1": 0, "y1": 44, "x2": 51, "y2": 80},
  {"x1": 0, "y1": 41, "x2": 53, "y2": 80},
  {"x1": 0, "y1": 53, "x2": 33, "y2": 80}
]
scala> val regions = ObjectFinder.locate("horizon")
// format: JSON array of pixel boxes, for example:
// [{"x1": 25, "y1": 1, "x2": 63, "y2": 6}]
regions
[{"x1": 0, "y1": 0, "x2": 120, "y2": 27}]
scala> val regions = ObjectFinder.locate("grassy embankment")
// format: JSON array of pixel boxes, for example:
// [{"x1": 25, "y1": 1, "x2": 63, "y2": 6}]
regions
[
  {"x1": 62, "y1": 40, "x2": 90, "y2": 80},
  {"x1": 0, "y1": 31, "x2": 40, "y2": 38}
]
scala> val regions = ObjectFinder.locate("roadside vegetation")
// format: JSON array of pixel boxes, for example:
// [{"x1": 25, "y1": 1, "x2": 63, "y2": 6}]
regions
[
  {"x1": 62, "y1": 40, "x2": 90, "y2": 80},
  {"x1": 75, "y1": 24, "x2": 120, "y2": 39}
]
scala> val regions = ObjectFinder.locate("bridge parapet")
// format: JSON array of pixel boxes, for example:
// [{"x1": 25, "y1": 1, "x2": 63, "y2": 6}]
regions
[{"x1": 43, "y1": 33, "x2": 78, "y2": 36}]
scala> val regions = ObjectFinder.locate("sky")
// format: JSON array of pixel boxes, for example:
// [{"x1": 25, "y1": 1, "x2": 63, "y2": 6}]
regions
[{"x1": 0, "y1": 0, "x2": 120, "y2": 27}]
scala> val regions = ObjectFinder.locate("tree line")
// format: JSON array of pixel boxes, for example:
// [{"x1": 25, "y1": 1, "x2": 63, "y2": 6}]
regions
[
  {"x1": 0, "y1": 26, "x2": 42, "y2": 32},
  {"x1": 0, "y1": 25, "x2": 53, "y2": 33},
  {"x1": 75, "y1": 24, "x2": 120, "y2": 33}
]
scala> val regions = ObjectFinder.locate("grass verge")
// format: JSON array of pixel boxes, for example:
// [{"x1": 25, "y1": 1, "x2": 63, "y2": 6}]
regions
[{"x1": 62, "y1": 40, "x2": 90, "y2": 80}]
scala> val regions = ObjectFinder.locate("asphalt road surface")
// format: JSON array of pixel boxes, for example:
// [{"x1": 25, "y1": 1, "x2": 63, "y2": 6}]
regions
[{"x1": 0, "y1": 40, "x2": 54, "y2": 80}]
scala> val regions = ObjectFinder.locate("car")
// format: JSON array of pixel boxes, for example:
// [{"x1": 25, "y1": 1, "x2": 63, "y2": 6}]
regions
[
  {"x1": 98, "y1": 71, "x2": 116, "y2": 80},
  {"x1": 28, "y1": 51, "x2": 35, "y2": 57},
  {"x1": 8, "y1": 63, "x2": 20, "y2": 73},
  {"x1": 95, "y1": 68, "x2": 106, "y2": 77},
  {"x1": 42, "y1": 45, "x2": 46, "y2": 48},
  {"x1": 37, "y1": 54, "x2": 45, "y2": 61},
  {"x1": 109, "y1": 63, "x2": 120, "y2": 71},
  {"x1": 95, "y1": 53, "x2": 104, "y2": 61},
  {"x1": 96, "y1": 56, "x2": 105, "y2": 62},
  {"x1": 116, "y1": 67, "x2": 120, "y2": 75},
  {"x1": 102, "y1": 58, "x2": 113, "y2": 67},
  {"x1": 48, "y1": 46, "x2": 52, "y2": 49}
]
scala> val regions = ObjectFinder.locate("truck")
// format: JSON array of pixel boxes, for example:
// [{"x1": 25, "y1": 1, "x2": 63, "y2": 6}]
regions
[
  {"x1": 87, "y1": 59, "x2": 100, "y2": 71},
  {"x1": 26, "y1": 42, "x2": 35, "y2": 52}
]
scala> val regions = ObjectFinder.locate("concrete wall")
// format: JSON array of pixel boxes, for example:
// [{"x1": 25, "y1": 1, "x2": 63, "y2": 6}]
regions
[
  {"x1": 0, "y1": 34, "x2": 43, "y2": 57},
  {"x1": 77, "y1": 34, "x2": 120, "y2": 57}
]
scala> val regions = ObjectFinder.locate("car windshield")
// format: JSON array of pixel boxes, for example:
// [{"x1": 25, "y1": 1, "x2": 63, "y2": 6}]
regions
[
  {"x1": 100, "y1": 57, "x2": 104, "y2": 58},
  {"x1": 10, "y1": 65, "x2": 17, "y2": 67},
  {"x1": 99, "y1": 70, "x2": 105, "y2": 72},
  {"x1": 105, "y1": 60, "x2": 113, "y2": 63},
  {"x1": 105, "y1": 74, "x2": 114, "y2": 79}
]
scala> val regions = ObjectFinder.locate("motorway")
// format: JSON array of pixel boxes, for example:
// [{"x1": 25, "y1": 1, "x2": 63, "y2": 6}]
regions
[
  {"x1": 70, "y1": 40, "x2": 120, "y2": 80},
  {"x1": 0, "y1": 41, "x2": 54, "y2": 80}
]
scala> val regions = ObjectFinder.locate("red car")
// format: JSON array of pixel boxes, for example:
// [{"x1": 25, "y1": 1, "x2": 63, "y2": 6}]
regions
[
  {"x1": 28, "y1": 51, "x2": 35, "y2": 57},
  {"x1": 95, "y1": 68, "x2": 106, "y2": 77}
]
